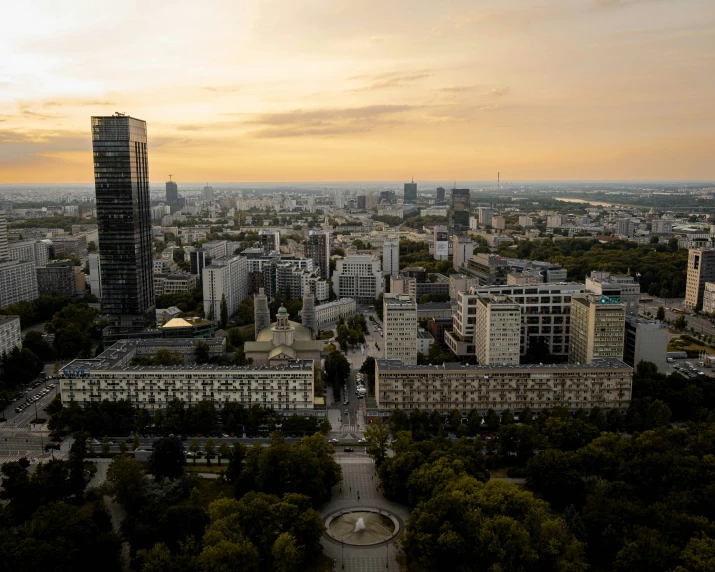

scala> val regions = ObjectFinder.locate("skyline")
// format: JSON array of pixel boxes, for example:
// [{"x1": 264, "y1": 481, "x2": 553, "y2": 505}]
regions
[{"x1": 1, "y1": 0, "x2": 714, "y2": 183}]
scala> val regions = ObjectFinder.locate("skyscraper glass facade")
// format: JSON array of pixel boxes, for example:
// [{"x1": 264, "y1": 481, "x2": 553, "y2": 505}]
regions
[
  {"x1": 91, "y1": 114, "x2": 155, "y2": 329},
  {"x1": 450, "y1": 188, "x2": 471, "y2": 231},
  {"x1": 403, "y1": 182, "x2": 417, "y2": 204}
]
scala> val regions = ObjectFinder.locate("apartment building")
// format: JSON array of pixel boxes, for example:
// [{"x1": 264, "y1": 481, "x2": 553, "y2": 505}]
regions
[
  {"x1": 475, "y1": 295, "x2": 521, "y2": 365},
  {"x1": 453, "y1": 235, "x2": 474, "y2": 271},
  {"x1": 37, "y1": 260, "x2": 75, "y2": 297},
  {"x1": 306, "y1": 230, "x2": 330, "y2": 280},
  {"x1": 0, "y1": 315, "x2": 21, "y2": 357},
  {"x1": 383, "y1": 293, "x2": 418, "y2": 364},
  {"x1": 0, "y1": 259, "x2": 39, "y2": 307},
  {"x1": 375, "y1": 358, "x2": 632, "y2": 414},
  {"x1": 382, "y1": 240, "x2": 400, "y2": 276},
  {"x1": 153, "y1": 273, "x2": 198, "y2": 296},
  {"x1": 202, "y1": 255, "x2": 249, "y2": 321},
  {"x1": 60, "y1": 344, "x2": 315, "y2": 412},
  {"x1": 685, "y1": 249, "x2": 715, "y2": 308},
  {"x1": 446, "y1": 283, "x2": 585, "y2": 360},
  {"x1": 569, "y1": 294, "x2": 626, "y2": 365},
  {"x1": 332, "y1": 255, "x2": 383, "y2": 302}
]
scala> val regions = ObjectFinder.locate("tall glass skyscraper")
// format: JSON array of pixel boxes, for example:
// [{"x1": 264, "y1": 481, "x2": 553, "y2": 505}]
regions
[
  {"x1": 450, "y1": 188, "x2": 471, "y2": 232},
  {"x1": 166, "y1": 179, "x2": 178, "y2": 206},
  {"x1": 403, "y1": 181, "x2": 417, "y2": 204},
  {"x1": 91, "y1": 114, "x2": 155, "y2": 330}
]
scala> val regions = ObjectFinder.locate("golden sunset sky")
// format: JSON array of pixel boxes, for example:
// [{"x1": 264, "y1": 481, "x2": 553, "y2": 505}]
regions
[{"x1": 1, "y1": 0, "x2": 713, "y2": 183}]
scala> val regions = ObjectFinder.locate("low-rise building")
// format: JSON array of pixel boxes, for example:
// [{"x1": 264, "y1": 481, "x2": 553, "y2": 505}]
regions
[
  {"x1": 153, "y1": 273, "x2": 198, "y2": 296},
  {"x1": 624, "y1": 316, "x2": 669, "y2": 372},
  {"x1": 312, "y1": 298, "x2": 357, "y2": 327},
  {"x1": 416, "y1": 328, "x2": 434, "y2": 355},
  {"x1": 60, "y1": 341, "x2": 316, "y2": 413},
  {"x1": 332, "y1": 255, "x2": 383, "y2": 302},
  {"x1": 375, "y1": 358, "x2": 633, "y2": 414},
  {"x1": 36, "y1": 260, "x2": 75, "y2": 297}
]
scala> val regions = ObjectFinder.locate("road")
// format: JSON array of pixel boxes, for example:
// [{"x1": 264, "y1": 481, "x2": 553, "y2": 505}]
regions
[
  {"x1": 640, "y1": 296, "x2": 715, "y2": 338},
  {"x1": 1, "y1": 377, "x2": 60, "y2": 427}
]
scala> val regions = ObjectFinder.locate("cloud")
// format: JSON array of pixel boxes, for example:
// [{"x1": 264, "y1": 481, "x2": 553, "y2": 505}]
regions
[
  {"x1": 439, "y1": 85, "x2": 477, "y2": 93},
  {"x1": 245, "y1": 104, "x2": 413, "y2": 138},
  {"x1": 370, "y1": 35, "x2": 385, "y2": 43},
  {"x1": 486, "y1": 86, "x2": 511, "y2": 97},
  {"x1": 350, "y1": 70, "x2": 431, "y2": 91},
  {"x1": 0, "y1": 129, "x2": 89, "y2": 163},
  {"x1": 42, "y1": 99, "x2": 115, "y2": 108},
  {"x1": 203, "y1": 85, "x2": 241, "y2": 94},
  {"x1": 595, "y1": 0, "x2": 667, "y2": 6}
]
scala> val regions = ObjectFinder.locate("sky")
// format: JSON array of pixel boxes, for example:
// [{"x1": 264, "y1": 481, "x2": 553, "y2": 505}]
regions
[{"x1": 0, "y1": 0, "x2": 714, "y2": 184}]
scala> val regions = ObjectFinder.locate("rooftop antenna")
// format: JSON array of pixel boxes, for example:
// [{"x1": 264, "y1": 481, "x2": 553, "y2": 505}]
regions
[{"x1": 168, "y1": 174, "x2": 173, "y2": 182}]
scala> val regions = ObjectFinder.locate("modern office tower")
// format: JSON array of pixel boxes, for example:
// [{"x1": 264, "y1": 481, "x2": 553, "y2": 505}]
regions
[
  {"x1": 433, "y1": 226, "x2": 449, "y2": 261},
  {"x1": 453, "y1": 235, "x2": 473, "y2": 271},
  {"x1": 301, "y1": 290, "x2": 317, "y2": 334},
  {"x1": 379, "y1": 190, "x2": 396, "y2": 205},
  {"x1": 375, "y1": 358, "x2": 633, "y2": 414},
  {"x1": 259, "y1": 230, "x2": 280, "y2": 254},
  {"x1": 91, "y1": 114, "x2": 155, "y2": 331},
  {"x1": 404, "y1": 180, "x2": 417, "y2": 204},
  {"x1": 446, "y1": 283, "x2": 586, "y2": 359},
  {"x1": 383, "y1": 293, "x2": 418, "y2": 364},
  {"x1": 306, "y1": 230, "x2": 330, "y2": 280},
  {"x1": 685, "y1": 249, "x2": 715, "y2": 308},
  {"x1": 569, "y1": 294, "x2": 626, "y2": 365},
  {"x1": 436, "y1": 187, "x2": 446, "y2": 203},
  {"x1": 356, "y1": 195, "x2": 367, "y2": 210},
  {"x1": 475, "y1": 294, "x2": 521, "y2": 365},
  {"x1": 166, "y1": 179, "x2": 178, "y2": 206},
  {"x1": 402, "y1": 266, "x2": 427, "y2": 283},
  {"x1": 492, "y1": 215, "x2": 506, "y2": 230},
  {"x1": 0, "y1": 260, "x2": 39, "y2": 307},
  {"x1": 332, "y1": 255, "x2": 383, "y2": 302},
  {"x1": 382, "y1": 240, "x2": 400, "y2": 276},
  {"x1": 477, "y1": 207, "x2": 493, "y2": 227},
  {"x1": 190, "y1": 250, "x2": 208, "y2": 284},
  {"x1": 0, "y1": 211, "x2": 8, "y2": 261},
  {"x1": 60, "y1": 340, "x2": 315, "y2": 412},
  {"x1": 88, "y1": 253, "x2": 102, "y2": 299},
  {"x1": 202, "y1": 255, "x2": 249, "y2": 322},
  {"x1": 518, "y1": 215, "x2": 533, "y2": 228},
  {"x1": 37, "y1": 260, "x2": 75, "y2": 297},
  {"x1": 586, "y1": 271, "x2": 640, "y2": 315},
  {"x1": 254, "y1": 287, "x2": 271, "y2": 339},
  {"x1": 0, "y1": 315, "x2": 21, "y2": 357},
  {"x1": 624, "y1": 316, "x2": 669, "y2": 372},
  {"x1": 202, "y1": 184, "x2": 214, "y2": 202},
  {"x1": 449, "y1": 188, "x2": 470, "y2": 231}
]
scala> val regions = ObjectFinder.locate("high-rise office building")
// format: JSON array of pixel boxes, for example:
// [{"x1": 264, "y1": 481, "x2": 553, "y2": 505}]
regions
[
  {"x1": 436, "y1": 187, "x2": 446, "y2": 203},
  {"x1": 685, "y1": 249, "x2": 715, "y2": 309},
  {"x1": 166, "y1": 179, "x2": 178, "y2": 206},
  {"x1": 624, "y1": 316, "x2": 669, "y2": 372},
  {"x1": 91, "y1": 114, "x2": 155, "y2": 330},
  {"x1": 306, "y1": 230, "x2": 330, "y2": 280},
  {"x1": 404, "y1": 181, "x2": 417, "y2": 204},
  {"x1": 450, "y1": 188, "x2": 470, "y2": 231},
  {"x1": 202, "y1": 184, "x2": 214, "y2": 202},
  {"x1": 569, "y1": 294, "x2": 626, "y2": 365},
  {"x1": 383, "y1": 293, "x2": 417, "y2": 364},
  {"x1": 37, "y1": 260, "x2": 75, "y2": 297},
  {"x1": 382, "y1": 240, "x2": 400, "y2": 276},
  {"x1": 259, "y1": 230, "x2": 280, "y2": 254},
  {"x1": 332, "y1": 255, "x2": 383, "y2": 302},
  {"x1": 477, "y1": 207, "x2": 493, "y2": 227}
]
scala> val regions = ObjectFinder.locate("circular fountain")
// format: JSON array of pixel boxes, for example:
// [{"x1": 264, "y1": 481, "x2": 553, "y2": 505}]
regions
[{"x1": 325, "y1": 509, "x2": 399, "y2": 546}]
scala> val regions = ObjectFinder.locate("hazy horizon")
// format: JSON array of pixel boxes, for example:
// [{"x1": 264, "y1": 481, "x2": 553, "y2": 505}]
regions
[{"x1": 2, "y1": 0, "x2": 714, "y2": 183}]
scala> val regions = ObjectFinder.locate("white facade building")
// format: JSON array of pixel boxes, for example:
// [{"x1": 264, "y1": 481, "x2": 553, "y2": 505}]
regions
[
  {"x1": 383, "y1": 293, "x2": 418, "y2": 364},
  {"x1": 453, "y1": 235, "x2": 473, "y2": 271},
  {"x1": 202, "y1": 255, "x2": 249, "y2": 321},
  {"x1": 313, "y1": 298, "x2": 357, "y2": 327},
  {"x1": 332, "y1": 255, "x2": 383, "y2": 302}
]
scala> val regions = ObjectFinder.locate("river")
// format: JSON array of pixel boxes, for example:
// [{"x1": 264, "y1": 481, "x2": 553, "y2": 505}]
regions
[{"x1": 555, "y1": 197, "x2": 613, "y2": 207}]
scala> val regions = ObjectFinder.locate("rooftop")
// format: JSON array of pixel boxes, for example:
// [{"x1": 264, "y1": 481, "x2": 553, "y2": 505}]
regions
[
  {"x1": 376, "y1": 358, "x2": 632, "y2": 372},
  {"x1": 62, "y1": 358, "x2": 314, "y2": 374}
]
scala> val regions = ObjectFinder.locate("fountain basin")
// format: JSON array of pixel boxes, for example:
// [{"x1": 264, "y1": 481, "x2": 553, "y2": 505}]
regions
[{"x1": 325, "y1": 508, "x2": 399, "y2": 546}]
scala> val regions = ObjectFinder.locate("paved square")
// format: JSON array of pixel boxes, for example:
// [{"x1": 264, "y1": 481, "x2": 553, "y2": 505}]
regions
[{"x1": 321, "y1": 456, "x2": 409, "y2": 572}]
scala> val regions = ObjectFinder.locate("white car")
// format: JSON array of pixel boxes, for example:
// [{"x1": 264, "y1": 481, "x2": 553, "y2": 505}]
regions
[{"x1": 329, "y1": 438, "x2": 339, "y2": 443}]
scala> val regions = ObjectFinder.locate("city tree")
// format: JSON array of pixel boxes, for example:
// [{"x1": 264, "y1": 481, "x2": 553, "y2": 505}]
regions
[{"x1": 364, "y1": 420, "x2": 391, "y2": 467}]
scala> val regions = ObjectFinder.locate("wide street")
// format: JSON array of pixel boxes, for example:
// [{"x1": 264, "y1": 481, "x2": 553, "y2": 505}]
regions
[{"x1": 640, "y1": 296, "x2": 715, "y2": 338}]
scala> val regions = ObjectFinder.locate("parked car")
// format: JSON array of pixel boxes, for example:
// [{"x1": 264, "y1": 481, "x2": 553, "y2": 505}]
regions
[{"x1": 344, "y1": 448, "x2": 354, "y2": 453}]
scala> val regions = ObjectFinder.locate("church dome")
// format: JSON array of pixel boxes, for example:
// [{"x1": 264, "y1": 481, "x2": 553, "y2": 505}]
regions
[{"x1": 277, "y1": 306, "x2": 288, "y2": 315}]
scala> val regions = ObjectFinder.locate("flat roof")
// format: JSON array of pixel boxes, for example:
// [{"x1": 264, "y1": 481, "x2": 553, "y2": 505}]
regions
[
  {"x1": 376, "y1": 358, "x2": 631, "y2": 372},
  {"x1": 62, "y1": 358, "x2": 314, "y2": 374}
]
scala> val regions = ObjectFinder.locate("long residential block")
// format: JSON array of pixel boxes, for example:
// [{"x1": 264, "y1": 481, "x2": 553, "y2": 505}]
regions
[{"x1": 375, "y1": 358, "x2": 632, "y2": 414}]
